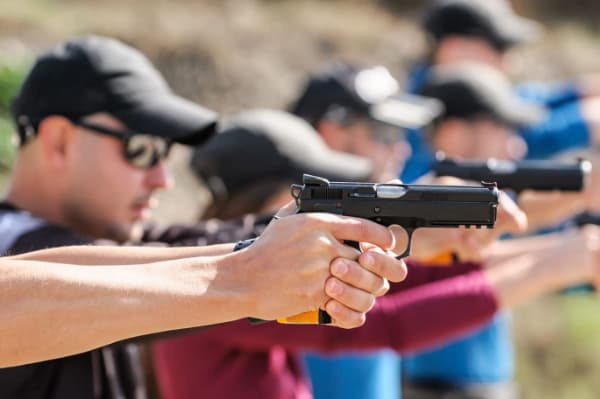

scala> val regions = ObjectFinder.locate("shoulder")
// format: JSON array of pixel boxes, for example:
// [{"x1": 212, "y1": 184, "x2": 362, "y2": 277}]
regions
[
  {"x1": 10, "y1": 224, "x2": 90, "y2": 255},
  {"x1": 0, "y1": 204, "x2": 90, "y2": 255}
]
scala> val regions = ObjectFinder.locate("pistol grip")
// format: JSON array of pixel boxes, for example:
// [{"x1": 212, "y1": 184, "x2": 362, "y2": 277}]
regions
[{"x1": 278, "y1": 309, "x2": 332, "y2": 325}]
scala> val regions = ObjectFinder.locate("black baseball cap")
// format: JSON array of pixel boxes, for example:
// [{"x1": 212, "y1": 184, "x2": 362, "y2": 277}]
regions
[
  {"x1": 420, "y1": 63, "x2": 545, "y2": 127},
  {"x1": 12, "y1": 35, "x2": 218, "y2": 145},
  {"x1": 190, "y1": 109, "x2": 373, "y2": 200},
  {"x1": 290, "y1": 62, "x2": 442, "y2": 129},
  {"x1": 424, "y1": 0, "x2": 543, "y2": 50}
]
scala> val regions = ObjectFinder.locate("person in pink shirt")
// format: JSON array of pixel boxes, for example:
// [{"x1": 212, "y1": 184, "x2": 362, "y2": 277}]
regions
[{"x1": 152, "y1": 109, "x2": 600, "y2": 399}]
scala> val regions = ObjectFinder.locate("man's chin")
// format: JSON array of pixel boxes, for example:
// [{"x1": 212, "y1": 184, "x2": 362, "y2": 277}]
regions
[
  {"x1": 101, "y1": 221, "x2": 144, "y2": 243},
  {"x1": 128, "y1": 222, "x2": 145, "y2": 242}
]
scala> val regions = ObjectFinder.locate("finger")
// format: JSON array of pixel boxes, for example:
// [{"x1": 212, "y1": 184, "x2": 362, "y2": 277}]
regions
[
  {"x1": 456, "y1": 232, "x2": 484, "y2": 262},
  {"x1": 359, "y1": 249, "x2": 407, "y2": 283},
  {"x1": 496, "y1": 191, "x2": 528, "y2": 234},
  {"x1": 324, "y1": 277, "x2": 376, "y2": 314},
  {"x1": 333, "y1": 240, "x2": 363, "y2": 260},
  {"x1": 273, "y1": 200, "x2": 298, "y2": 218},
  {"x1": 330, "y1": 257, "x2": 389, "y2": 296},
  {"x1": 385, "y1": 178, "x2": 403, "y2": 184},
  {"x1": 387, "y1": 225, "x2": 410, "y2": 257},
  {"x1": 324, "y1": 299, "x2": 367, "y2": 329},
  {"x1": 317, "y1": 214, "x2": 396, "y2": 251}
]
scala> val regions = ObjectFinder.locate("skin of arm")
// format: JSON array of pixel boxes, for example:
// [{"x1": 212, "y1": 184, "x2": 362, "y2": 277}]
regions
[
  {"x1": 517, "y1": 190, "x2": 587, "y2": 232},
  {"x1": 0, "y1": 255, "x2": 243, "y2": 367},
  {"x1": 8, "y1": 243, "x2": 236, "y2": 265},
  {"x1": 485, "y1": 225, "x2": 599, "y2": 307}
]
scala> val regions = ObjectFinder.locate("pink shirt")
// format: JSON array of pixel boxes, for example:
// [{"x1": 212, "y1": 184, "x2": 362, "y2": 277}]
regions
[{"x1": 153, "y1": 261, "x2": 498, "y2": 399}]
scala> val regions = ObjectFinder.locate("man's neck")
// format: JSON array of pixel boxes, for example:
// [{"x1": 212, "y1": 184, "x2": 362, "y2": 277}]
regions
[{"x1": 5, "y1": 165, "x2": 66, "y2": 227}]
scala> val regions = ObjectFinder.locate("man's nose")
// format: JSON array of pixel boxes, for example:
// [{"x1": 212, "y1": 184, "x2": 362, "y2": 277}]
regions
[{"x1": 145, "y1": 159, "x2": 174, "y2": 190}]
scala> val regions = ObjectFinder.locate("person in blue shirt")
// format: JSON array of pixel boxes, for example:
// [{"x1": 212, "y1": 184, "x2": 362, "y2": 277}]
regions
[
  {"x1": 404, "y1": 0, "x2": 600, "y2": 183},
  {"x1": 288, "y1": 62, "x2": 441, "y2": 399},
  {"x1": 403, "y1": 1, "x2": 600, "y2": 398}
]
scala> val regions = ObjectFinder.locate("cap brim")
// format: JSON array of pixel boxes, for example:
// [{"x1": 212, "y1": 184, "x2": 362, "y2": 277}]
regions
[
  {"x1": 303, "y1": 148, "x2": 373, "y2": 182},
  {"x1": 495, "y1": 96, "x2": 546, "y2": 127},
  {"x1": 494, "y1": 15, "x2": 544, "y2": 47},
  {"x1": 113, "y1": 94, "x2": 218, "y2": 146},
  {"x1": 369, "y1": 94, "x2": 444, "y2": 129}
]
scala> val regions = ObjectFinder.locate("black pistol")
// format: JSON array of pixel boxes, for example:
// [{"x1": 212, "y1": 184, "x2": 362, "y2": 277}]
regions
[
  {"x1": 433, "y1": 153, "x2": 591, "y2": 193},
  {"x1": 278, "y1": 174, "x2": 499, "y2": 325}
]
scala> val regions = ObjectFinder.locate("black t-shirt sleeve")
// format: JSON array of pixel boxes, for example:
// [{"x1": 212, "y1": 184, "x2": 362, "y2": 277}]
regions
[
  {"x1": 8, "y1": 224, "x2": 91, "y2": 255},
  {"x1": 141, "y1": 214, "x2": 272, "y2": 247}
]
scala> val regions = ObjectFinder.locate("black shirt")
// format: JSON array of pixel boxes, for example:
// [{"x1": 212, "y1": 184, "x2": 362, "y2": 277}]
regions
[
  {"x1": 0, "y1": 202, "x2": 271, "y2": 398},
  {"x1": 0, "y1": 202, "x2": 143, "y2": 399}
]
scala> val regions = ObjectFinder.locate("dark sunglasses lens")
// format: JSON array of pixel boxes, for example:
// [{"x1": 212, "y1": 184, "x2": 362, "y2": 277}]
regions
[{"x1": 125, "y1": 135, "x2": 170, "y2": 168}]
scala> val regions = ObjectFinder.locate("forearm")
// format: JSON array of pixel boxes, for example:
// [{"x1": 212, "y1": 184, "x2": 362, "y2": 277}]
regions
[
  {"x1": 486, "y1": 249, "x2": 591, "y2": 308},
  {"x1": 483, "y1": 232, "x2": 566, "y2": 266},
  {"x1": 7, "y1": 243, "x2": 235, "y2": 265},
  {"x1": 519, "y1": 191, "x2": 586, "y2": 231},
  {"x1": 0, "y1": 255, "x2": 247, "y2": 367}
]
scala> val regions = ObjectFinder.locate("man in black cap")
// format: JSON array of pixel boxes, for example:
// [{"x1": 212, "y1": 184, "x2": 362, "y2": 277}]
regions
[
  {"x1": 0, "y1": 36, "x2": 409, "y2": 398},
  {"x1": 420, "y1": 62, "x2": 542, "y2": 161},
  {"x1": 404, "y1": 0, "x2": 600, "y2": 181},
  {"x1": 160, "y1": 108, "x2": 581, "y2": 399},
  {"x1": 403, "y1": 8, "x2": 600, "y2": 392},
  {"x1": 403, "y1": 62, "x2": 600, "y2": 399},
  {"x1": 291, "y1": 62, "x2": 442, "y2": 182},
  {"x1": 191, "y1": 108, "x2": 374, "y2": 220},
  {"x1": 423, "y1": 0, "x2": 542, "y2": 67},
  {"x1": 288, "y1": 62, "x2": 444, "y2": 399}
]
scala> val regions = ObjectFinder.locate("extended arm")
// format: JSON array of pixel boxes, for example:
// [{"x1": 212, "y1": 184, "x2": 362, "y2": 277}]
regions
[
  {"x1": 1, "y1": 210, "x2": 407, "y2": 367},
  {"x1": 159, "y1": 227, "x2": 599, "y2": 356},
  {"x1": 0, "y1": 255, "x2": 244, "y2": 367},
  {"x1": 8, "y1": 243, "x2": 235, "y2": 265}
]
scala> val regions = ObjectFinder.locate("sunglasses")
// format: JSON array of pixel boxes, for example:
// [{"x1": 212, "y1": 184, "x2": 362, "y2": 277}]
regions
[
  {"x1": 72, "y1": 120, "x2": 173, "y2": 169},
  {"x1": 366, "y1": 119, "x2": 406, "y2": 145}
]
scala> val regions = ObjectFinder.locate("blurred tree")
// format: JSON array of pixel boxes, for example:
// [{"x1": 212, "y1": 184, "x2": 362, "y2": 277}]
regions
[{"x1": 0, "y1": 60, "x2": 28, "y2": 169}]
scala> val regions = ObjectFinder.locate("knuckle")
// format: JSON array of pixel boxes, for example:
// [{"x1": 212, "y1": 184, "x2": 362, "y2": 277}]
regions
[
  {"x1": 354, "y1": 313, "x2": 367, "y2": 328},
  {"x1": 365, "y1": 295, "x2": 376, "y2": 312}
]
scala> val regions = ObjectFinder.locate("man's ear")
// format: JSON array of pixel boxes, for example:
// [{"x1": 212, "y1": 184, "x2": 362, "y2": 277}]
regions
[
  {"x1": 317, "y1": 120, "x2": 349, "y2": 151},
  {"x1": 36, "y1": 116, "x2": 76, "y2": 168}
]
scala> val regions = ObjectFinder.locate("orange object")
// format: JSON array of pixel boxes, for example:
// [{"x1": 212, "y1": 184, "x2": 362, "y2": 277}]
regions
[
  {"x1": 278, "y1": 310, "x2": 321, "y2": 324},
  {"x1": 420, "y1": 251, "x2": 457, "y2": 265}
]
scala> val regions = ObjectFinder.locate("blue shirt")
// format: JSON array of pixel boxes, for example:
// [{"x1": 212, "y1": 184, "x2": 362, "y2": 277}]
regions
[{"x1": 304, "y1": 350, "x2": 401, "y2": 399}]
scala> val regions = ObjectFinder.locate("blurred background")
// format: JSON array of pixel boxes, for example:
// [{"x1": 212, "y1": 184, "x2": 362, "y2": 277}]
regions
[{"x1": 1, "y1": 1, "x2": 600, "y2": 397}]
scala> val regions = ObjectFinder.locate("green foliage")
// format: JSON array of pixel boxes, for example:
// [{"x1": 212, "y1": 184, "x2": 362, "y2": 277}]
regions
[{"x1": 0, "y1": 59, "x2": 29, "y2": 169}]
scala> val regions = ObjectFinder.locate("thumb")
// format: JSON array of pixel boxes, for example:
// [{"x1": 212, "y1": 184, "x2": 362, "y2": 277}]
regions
[{"x1": 273, "y1": 200, "x2": 298, "y2": 218}]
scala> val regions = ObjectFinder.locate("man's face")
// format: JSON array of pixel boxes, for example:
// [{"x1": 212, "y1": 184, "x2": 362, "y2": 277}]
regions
[
  {"x1": 436, "y1": 36, "x2": 506, "y2": 72},
  {"x1": 341, "y1": 118, "x2": 411, "y2": 181},
  {"x1": 434, "y1": 116, "x2": 527, "y2": 161},
  {"x1": 62, "y1": 113, "x2": 173, "y2": 242}
]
